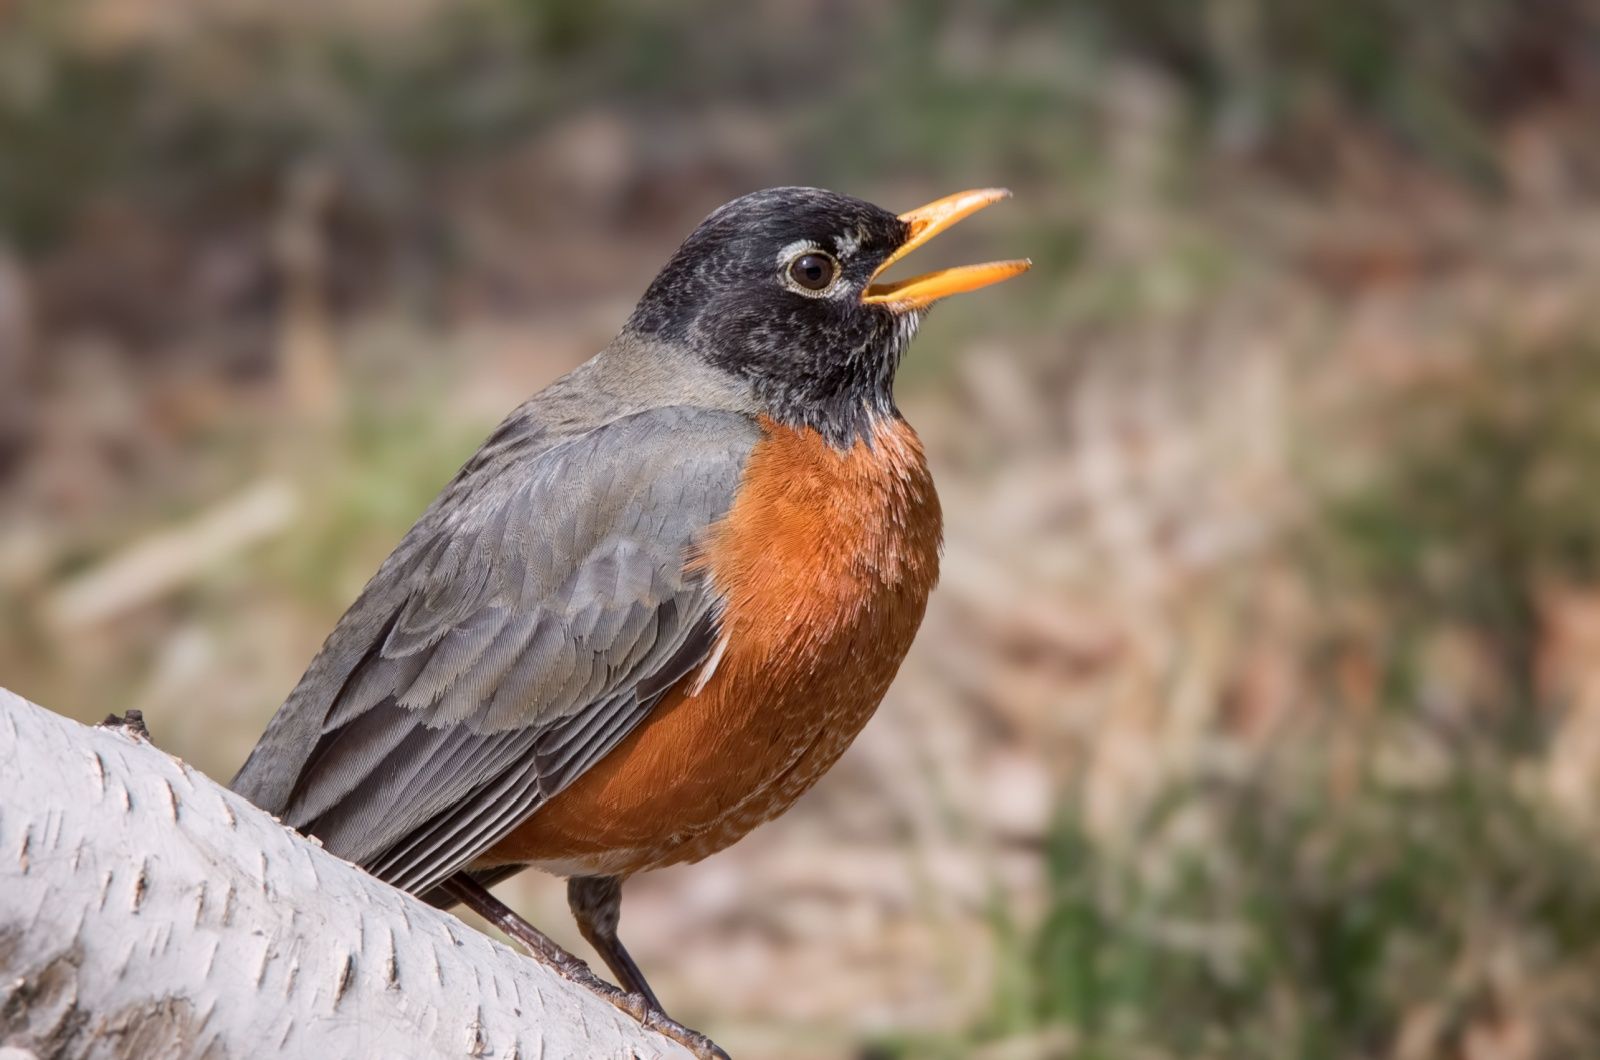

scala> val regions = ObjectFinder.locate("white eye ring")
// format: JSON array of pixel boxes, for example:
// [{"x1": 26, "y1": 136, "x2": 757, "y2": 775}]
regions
[{"x1": 777, "y1": 241, "x2": 841, "y2": 297}]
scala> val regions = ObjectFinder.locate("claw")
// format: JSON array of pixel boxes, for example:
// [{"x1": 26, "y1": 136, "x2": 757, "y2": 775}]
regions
[
  {"x1": 642, "y1": 1008, "x2": 732, "y2": 1060},
  {"x1": 512, "y1": 932, "x2": 731, "y2": 1056}
]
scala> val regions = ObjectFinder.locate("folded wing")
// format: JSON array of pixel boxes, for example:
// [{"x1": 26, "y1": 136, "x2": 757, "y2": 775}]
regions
[{"x1": 231, "y1": 405, "x2": 758, "y2": 896}]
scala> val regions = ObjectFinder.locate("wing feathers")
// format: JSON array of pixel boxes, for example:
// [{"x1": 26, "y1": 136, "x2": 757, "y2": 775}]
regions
[
  {"x1": 233, "y1": 404, "x2": 760, "y2": 894},
  {"x1": 400, "y1": 605, "x2": 508, "y2": 713}
]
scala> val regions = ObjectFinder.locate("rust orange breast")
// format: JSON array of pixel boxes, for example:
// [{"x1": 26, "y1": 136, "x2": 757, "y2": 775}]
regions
[{"x1": 481, "y1": 414, "x2": 942, "y2": 878}]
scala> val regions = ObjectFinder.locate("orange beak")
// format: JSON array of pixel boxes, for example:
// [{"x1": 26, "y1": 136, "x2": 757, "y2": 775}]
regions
[{"x1": 862, "y1": 188, "x2": 1031, "y2": 310}]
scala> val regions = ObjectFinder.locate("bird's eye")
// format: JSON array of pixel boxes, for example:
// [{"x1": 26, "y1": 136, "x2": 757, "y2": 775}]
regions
[{"x1": 787, "y1": 251, "x2": 838, "y2": 292}]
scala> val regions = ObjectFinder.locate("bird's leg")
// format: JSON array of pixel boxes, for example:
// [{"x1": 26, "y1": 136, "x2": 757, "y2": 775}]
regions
[
  {"x1": 568, "y1": 875, "x2": 729, "y2": 1058},
  {"x1": 567, "y1": 875, "x2": 662, "y2": 1009},
  {"x1": 440, "y1": 874, "x2": 591, "y2": 976},
  {"x1": 442, "y1": 874, "x2": 729, "y2": 1060}
]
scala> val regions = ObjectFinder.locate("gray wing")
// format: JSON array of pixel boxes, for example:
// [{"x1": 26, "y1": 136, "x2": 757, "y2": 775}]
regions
[{"x1": 231, "y1": 404, "x2": 759, "y2": 896}]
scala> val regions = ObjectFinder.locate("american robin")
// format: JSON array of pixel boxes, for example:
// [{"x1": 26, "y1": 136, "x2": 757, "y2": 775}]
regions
[{"x1": 231, "y1": 186, "x2": 1026, "y2": 1055}]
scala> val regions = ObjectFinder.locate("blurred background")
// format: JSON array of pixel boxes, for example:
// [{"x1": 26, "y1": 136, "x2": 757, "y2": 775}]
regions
[{"x1": 6, "y1": 1, "x2": 1600, "y2": 1056}]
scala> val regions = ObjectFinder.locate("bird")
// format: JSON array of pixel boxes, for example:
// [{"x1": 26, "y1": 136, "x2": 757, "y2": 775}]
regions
[{"x1": 230, "y1": 185, "x2": 1027, "y2": 1056}]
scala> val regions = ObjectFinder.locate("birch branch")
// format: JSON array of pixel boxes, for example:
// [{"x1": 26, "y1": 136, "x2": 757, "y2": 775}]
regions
[{"x1": 0, "y1": 687, "x2": 692, "y2": 1060}]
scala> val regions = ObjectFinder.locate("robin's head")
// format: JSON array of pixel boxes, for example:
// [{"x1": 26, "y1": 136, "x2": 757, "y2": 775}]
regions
[{"x1": 625, "y1": 187, "x2": 1028, "y2": 445}]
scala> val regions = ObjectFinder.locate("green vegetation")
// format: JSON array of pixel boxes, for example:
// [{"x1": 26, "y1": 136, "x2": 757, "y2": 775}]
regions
[
  {"x1": 5, "y1": 0, "x2": 1595, "y2": 249},
  {"x1": 1056, "y1": 0, "x2": 1600, "y2": 182},
  {"x1": 884, "y1": 739, "x2": 1600, "y2": 1060},
  {"x1": 1328, "y1": 341, "x2": 1600, "y2": 716}
]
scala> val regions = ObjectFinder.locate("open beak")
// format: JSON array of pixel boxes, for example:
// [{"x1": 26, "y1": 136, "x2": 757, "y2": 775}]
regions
[{"x1": 862, "y1": 188, "x2": 1031, "y2": 310}]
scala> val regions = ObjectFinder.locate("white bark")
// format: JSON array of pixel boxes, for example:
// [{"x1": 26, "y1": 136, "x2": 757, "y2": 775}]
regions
[{"x1": 0, "y1": 688, "x2": 691, "y2": 1060}]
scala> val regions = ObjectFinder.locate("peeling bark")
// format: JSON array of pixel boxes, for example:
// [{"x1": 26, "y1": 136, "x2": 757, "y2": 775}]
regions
[{"x1": 0, "y1": 688, "x2": 691, "y2": 1059}]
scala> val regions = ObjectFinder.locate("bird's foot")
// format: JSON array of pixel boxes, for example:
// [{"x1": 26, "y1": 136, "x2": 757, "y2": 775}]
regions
[
  {"x1": 637, "y1": 1001, "x2": 731, "y2": 1060},
  {"x1": 507, "y1": 943, "x2": 728, "y2": 1058},
  {"x1": 522, "y1": 956, "x2": 728, "y2": 1058},
  {"x1": 441, "y1": 875, "x2": 729, "y2": 1057}
]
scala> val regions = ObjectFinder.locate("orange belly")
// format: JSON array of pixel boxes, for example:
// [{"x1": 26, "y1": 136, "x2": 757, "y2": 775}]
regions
[{"x1": 479, "y1": 414, "x2": 942, "y2": 877}]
